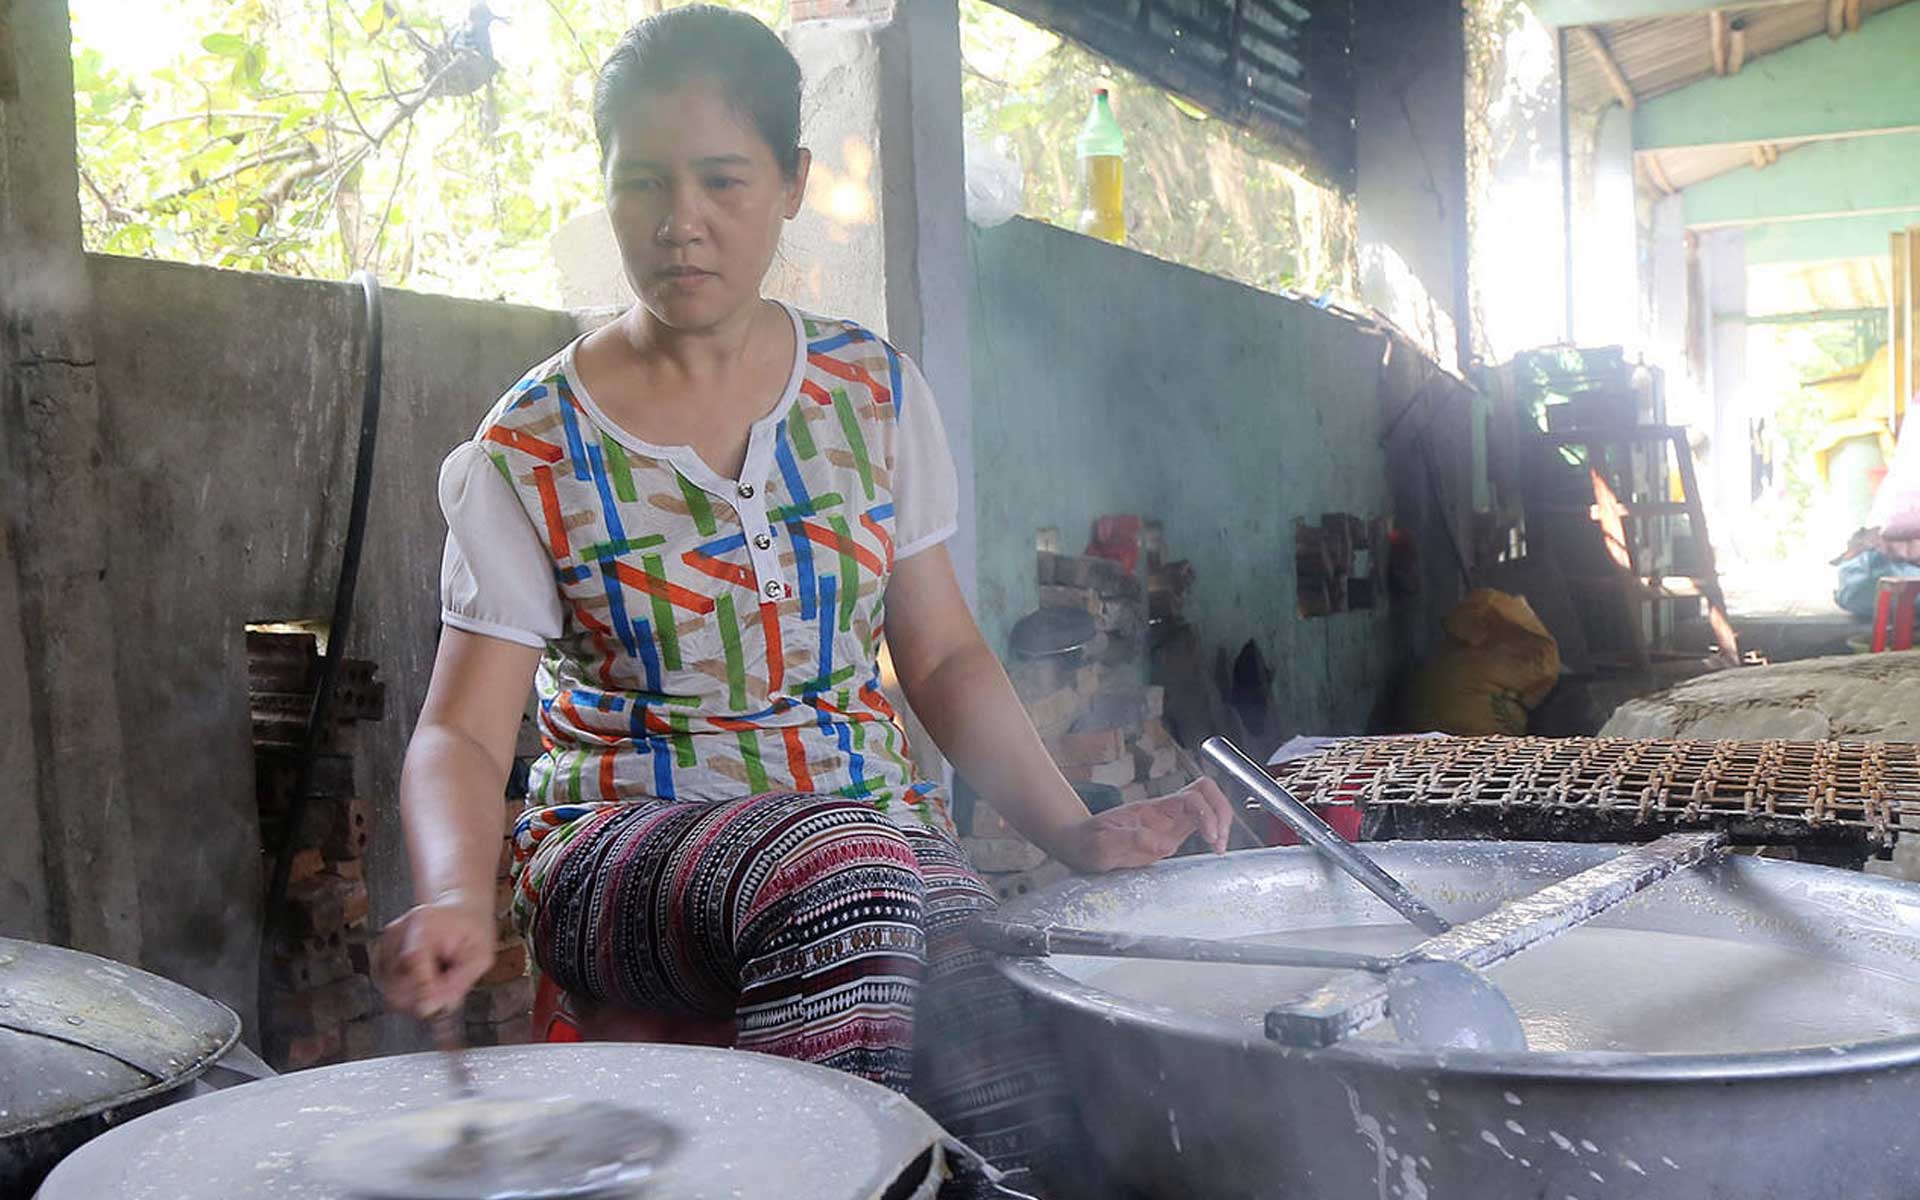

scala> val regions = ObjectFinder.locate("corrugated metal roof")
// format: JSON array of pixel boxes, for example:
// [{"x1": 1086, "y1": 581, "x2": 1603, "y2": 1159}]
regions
[
  {"x1": 1566, "y1": 0, "x2": 1910, "y2": 113},
  {"x1": 1569, "y1": 0, "x2": 1917, "y2": 198}
]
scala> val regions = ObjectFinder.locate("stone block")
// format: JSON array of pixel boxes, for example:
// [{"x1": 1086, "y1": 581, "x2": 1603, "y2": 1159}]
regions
[
  {"x1": 1062, "y1": 758, "x2": 1136, "y2": 788},
  {"x1": 1037, "y1": 584, "x2": 1100, "y2": 615},
  {"x1": 1047, "y1": 728, "x2": 1125, "y2": 766},
  {"x1": 1145, "y1": 772, "x2": 1187, "y2": 799},
  {"x1": 1133, "y1": 744, "x2": 1178, "y2": 780},
  {"x1": 963, "y1": 836, "x2": 1048, "y2": 873},
  {"x1": 1025, "y1": 687, "x2": 1082, "y2": 738},
  {"x1": 1052, "y1": 556, "x2": 1097, "y2": 588},
  {"x1": 969, "y1": 802, "x2": 1015, "y2": 838},
  {"x1": 1086, "y1": 556, "x2": 1138, "y2": 597}
]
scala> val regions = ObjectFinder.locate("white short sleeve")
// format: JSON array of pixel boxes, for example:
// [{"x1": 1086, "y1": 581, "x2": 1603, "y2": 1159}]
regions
[
  {"x1": 893, "y1": 354, "x2": 959, "y2": 560},
  {"x1": 438, "y1": 441, "x2": 564, "y2": 648}
]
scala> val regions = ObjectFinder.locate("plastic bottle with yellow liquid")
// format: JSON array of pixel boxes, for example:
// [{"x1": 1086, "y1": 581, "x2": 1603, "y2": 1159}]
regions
[{"x1": 1076, "y1": 87, "x2": 1125, "y2": 244}]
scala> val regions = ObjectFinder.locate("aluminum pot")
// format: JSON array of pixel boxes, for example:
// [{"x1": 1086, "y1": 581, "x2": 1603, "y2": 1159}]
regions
[
  {"x1": 0, "y1": 936, "x2": 250, "y2": 1194},
  {"x1": 991, "y1": 841, "x2": 1920, "y2": 1199}
]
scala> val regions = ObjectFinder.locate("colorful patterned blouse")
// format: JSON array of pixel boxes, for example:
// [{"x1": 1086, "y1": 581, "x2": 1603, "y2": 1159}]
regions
[{"x1": 436, "y1": 303, "x2": 960, "y2": 920}]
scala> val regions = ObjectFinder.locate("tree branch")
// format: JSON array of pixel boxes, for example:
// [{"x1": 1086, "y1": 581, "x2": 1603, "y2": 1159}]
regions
[
  {"x1": 78, "y1": 164, "x2": 135, "y2": 223},
  {"x1": 147, "y1": 143, "x2": 319, "y2": 207},
  {"x1": 542, "y1": 0, "x2": 599, "y2": 74},
  {"x1": 367, "y1": 117, "x2": 415, "y2": 269}
]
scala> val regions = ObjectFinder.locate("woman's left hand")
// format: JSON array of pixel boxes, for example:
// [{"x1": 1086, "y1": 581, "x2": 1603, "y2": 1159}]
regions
[{"x1": 1051, "y1": 777, "x2": 1235, "y2": 873}]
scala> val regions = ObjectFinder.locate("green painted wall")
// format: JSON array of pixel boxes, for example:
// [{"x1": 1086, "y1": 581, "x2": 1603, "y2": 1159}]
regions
[
  {"x1": 1635, "y1": 2, "x2": 1920, "y2": 150},
  {"x1": 968, "y1": 219, "x2": 1453, "y2": 736},
  {"x1": 1683, "y1": 133, "x2": 1920, "y2": 227},
  {"x1": 1745, "y1": 210, "x2": 1920, "y2": 264}
]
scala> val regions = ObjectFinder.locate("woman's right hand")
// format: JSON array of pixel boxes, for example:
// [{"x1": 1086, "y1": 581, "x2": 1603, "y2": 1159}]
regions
[{"x1": 372, "y1": 895, "x2": 497, "y2": 1020}]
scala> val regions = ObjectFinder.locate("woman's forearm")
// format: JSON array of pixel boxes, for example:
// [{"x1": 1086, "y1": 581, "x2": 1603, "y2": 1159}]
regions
[
  {"x1": 900, "y1": 637, "x2": 1090, "y2": 856},
  {"x1": 399, "y1": 724, "x2": 513, "y2": 911}
]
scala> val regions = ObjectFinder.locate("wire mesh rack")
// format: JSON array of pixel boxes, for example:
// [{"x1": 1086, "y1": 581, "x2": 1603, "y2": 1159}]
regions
[{"x1": 1268, "y1": 736, "x2": 1920, "y2": 843}]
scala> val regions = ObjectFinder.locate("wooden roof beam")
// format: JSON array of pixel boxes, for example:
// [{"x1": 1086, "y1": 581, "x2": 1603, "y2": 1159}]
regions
[
  {"x1": 1643, "y1": 151, "x2": 1677, "y2": 196},
  {"x1": 1637, "y1": 1, "x2": 1920, "y2": 151},
  {"x1": 1573, "y1": 26, "x2": 1636, "y2": 111}
]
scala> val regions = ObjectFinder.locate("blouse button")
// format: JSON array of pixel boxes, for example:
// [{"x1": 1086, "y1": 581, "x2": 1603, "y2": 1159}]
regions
[
  {"x1": 737, "y1": 482, "x2": 757, "y2": 499},
  {"x1": 764, "y1": 580, "x2": 785, "y2": 600},
  {"x1": 753, "y1": 532, "x2": 774, "y2": 550}
]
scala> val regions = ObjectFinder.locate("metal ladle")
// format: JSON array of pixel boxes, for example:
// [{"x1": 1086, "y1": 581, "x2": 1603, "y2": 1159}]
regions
[{"x1": 1199, "y1": 737, "x2": 1528, "y2": 1052}]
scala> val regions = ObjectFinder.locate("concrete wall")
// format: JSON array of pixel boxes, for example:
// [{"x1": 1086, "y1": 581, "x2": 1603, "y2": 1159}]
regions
[
  {"x1": 1354, "y1": 0, "x2": 1470, "y2": 372},
  {"x1": 67, "y1": 256, "x2": 575, "y2": 1025},
  {"x1": 969, "y1": 218, "x2": 1465, "y2": 738}
]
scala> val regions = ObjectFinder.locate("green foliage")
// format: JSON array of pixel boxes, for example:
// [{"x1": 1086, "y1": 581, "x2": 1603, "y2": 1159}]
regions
[
  {"x1": 1747, "y1": 318, "x2": 1886, "y2": 561},
  {"x1": 71, "y1": 0, "x2": 783, "y2": 304},
  {"x1": 74, "y1": 0, "x2": 1345, "y2": 306},
  {"x1": 956, "y1": 0, "x2": 1353, "y2": 300}
]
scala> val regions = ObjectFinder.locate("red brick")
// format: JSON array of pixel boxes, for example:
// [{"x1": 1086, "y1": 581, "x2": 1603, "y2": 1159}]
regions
[
  {"x1": 273, "y1": 976, "x2": 377, "y2": 1033},
  {"x1": 280, "y1": 1028, "x2": 343, "y2": 1071},
  {"x1": 341, "y1": 1017, "x2": 379, "y2": 1062},
  {"x1": 274, "y1": 943, "x2": 354, "y2": 991},
  {"x1": 287, "y1": 846, "x2": 326, "y2": 885},
  {"x1": 283, "y1": 874, "x2": 369, "y2": 939},
  {"x1": 479, "y1": 942, "x2": 529, "y2": 986}
]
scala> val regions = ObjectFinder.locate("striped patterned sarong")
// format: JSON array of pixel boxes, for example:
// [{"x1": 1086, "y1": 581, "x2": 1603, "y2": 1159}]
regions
[{"x1": 528, "y1": 791, "x2": 1074, "y2": 1178}]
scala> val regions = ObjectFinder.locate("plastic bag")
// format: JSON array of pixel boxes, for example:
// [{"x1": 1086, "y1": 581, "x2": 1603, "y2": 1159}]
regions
[
  {"x1": 1399, "y1": 589, "x2": 1562, "y2": 736},
  {"x1": 963, "y1": 133, "x2": 1023, "y2": 229}
]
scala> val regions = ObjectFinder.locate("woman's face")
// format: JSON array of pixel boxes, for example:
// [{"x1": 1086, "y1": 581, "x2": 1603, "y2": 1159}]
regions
[{"x1": 603, "y1": 80, "x2": 808, "y2": 333}]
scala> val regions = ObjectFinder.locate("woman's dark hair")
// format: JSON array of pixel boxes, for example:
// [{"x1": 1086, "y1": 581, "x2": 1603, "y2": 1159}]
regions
[{"x1": 594, "y1": 6, "x2": 805, "y2": 178}]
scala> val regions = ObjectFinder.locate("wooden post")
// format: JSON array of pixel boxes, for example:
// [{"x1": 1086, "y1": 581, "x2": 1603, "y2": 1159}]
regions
[
  {"x1": 1710, "y1": 9, "x2": 1729, "y2": 74},
  {"x1": 1894, "y1": 231, "x2": 1912, "y2": 430},
  {"x1": 1896, "y1": 224, "x2": 1912, "y2": 430}
]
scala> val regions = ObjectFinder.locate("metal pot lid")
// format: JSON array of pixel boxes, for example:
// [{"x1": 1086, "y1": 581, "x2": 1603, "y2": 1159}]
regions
[
  {"x1": 1009, "y1": 606, "x2": 1096, "y2": 658},
  {"x1": 0, "y1": 936, "x2": 240, "y2": 1138},
  {"x1": 39, "y1": 1043, "x2": 954, "y2": 1200}
]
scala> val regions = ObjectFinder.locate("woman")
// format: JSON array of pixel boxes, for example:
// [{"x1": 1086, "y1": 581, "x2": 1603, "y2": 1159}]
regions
[{"x1": 375, "y1": 4, "x2": 1232, "y2": 1184}]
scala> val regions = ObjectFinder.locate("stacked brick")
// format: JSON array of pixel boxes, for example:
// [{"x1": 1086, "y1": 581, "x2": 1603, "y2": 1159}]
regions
[
  {"x1": 250, "y1": 630, "x2": 383, "y2": 1070},
  {"x1": 251, "y1": 631, "x2": 535, "y2": 1066},
  {"x1": 464, "y1": 769, "x2": 535, "y2": 1049},
  {"x1": 965, "y1": 546, "x2": 1187, "y2": 901}
]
